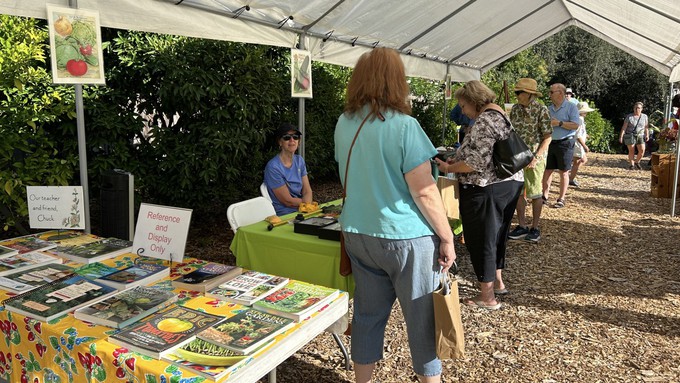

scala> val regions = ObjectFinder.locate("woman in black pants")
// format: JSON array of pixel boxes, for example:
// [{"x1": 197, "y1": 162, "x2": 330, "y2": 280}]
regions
[{"x1": 435, "y1": 80, "x2": 523, "y2": 310}]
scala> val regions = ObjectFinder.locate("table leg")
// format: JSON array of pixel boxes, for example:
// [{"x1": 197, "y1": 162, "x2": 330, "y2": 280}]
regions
[
  {"x1": 268, "y1": 367, "x2": 276, "y2": 383},
  {"x1": 332, "y1": 333, "x2": 351, "y2": 370}
]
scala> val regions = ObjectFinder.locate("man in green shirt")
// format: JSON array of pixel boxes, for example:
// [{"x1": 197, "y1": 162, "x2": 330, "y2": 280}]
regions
[{"x1": 507, "y1": 78, "x2": 552, "y2": 243}]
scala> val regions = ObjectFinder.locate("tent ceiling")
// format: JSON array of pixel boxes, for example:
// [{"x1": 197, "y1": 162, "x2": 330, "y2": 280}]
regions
[{"x1": 2, "y1": 0, "x2": 680, "y2": 82}]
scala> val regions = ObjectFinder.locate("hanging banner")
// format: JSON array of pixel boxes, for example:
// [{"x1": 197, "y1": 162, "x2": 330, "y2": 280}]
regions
[
  {"x1": 26, "y1": 186, "x2": 85, "y2": 230},
  {"x1": 132, "y1": 203, "x2": 192, "y2": 262},
  {"x1": 291, "y1": 49, "x2": 313, "y2": 98},
  {"x1": 46, "y1": 4, "x2": 105, "y2": 84}
]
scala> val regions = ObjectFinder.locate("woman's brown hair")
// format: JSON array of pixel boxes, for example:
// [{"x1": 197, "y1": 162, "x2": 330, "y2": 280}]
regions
[
  {"x1": 344, "y1": 48, "x2": 411, "y2": 117},
  {"x1": 454, "y1": 80, "x2": 496, "y2": 112}
]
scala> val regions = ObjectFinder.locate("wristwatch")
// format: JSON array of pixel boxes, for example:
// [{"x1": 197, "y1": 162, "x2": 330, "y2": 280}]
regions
[{"x1": 558, "y1": 121, "x2": 564, "y2": 127}]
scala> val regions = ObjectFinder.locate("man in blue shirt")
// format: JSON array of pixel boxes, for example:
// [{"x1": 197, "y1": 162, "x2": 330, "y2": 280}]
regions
[{"x1": 541, "y1": 83, "x2": 581, "y2": 208}]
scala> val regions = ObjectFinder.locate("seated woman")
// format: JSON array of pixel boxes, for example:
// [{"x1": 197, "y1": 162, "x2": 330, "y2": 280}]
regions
[{"x1": 264, "y1": 123, "x2": 313, "y2": 215}]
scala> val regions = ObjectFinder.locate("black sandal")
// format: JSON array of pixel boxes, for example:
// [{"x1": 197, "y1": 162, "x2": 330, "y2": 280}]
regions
[{"x1": 553, "y1": 198, "x2": 565, "y2": 208}]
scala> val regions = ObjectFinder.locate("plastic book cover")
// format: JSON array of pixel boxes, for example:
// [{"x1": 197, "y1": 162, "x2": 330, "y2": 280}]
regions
[
  {"x1": 197, "y1": 307, "x2": 294, "y2": 354},
  {"x1": 108, "y1": 305, "x2": 224, "y2": 359},
  {"x1": 96, "y1": 263, "x2": 168, "y2": 289},
  {"x1": 2, "y1": 274, "x2": 118, "y2": 322},
  {"x1": 252, "y1": 280, "x2": 340, "y2": 321},
  {"x1": 74, "y1": 285, "x2": 177, "y2": 328},
  {"x1": 0, "y1": 263, "x2": 74, "y2": 293},
  {"x1": 207, "y1": 271, "x2": 288, "y2": 306}
]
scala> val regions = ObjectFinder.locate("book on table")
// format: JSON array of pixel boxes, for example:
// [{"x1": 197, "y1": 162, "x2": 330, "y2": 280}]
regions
[
  {"x1": 252, "y1": 280, "x2": 341, "y2": 322},
  {"x1": 0, "y1": 245, "x2": 18, "y2": 258},
  {"x1": 206, "y1": 271, "x2": 289, "y2": 306},
  {"x1": 0, "y1": 234, "x2": 58, "y2": 254},
  {"x1": 73, "y1": 262, "x2": 119, "y2": 280},
  {"x1": 197, "y1": 307, "x2": 294, "y2": 355},
  {"x1": 1, "y1": 274, "x2": 118, "y2": 322},
  {"x1": 0, "y1": 263, "x2": 75, "y2": 293},
  {"x1": 0, "y1": 251, "x2": 64, "y2": 277},
  {"x1": 95, "y1": 263, "x2": 169, "y2": 290},
  {"x1": 161, "y1": 338, "x2": 251, "y2": 381},
  {"x1": 47, "y1": 237, "x2": 133, "y2": 264},
  {"x1": 108, "y1": 305, "x2": 224, "y2": 359},
  {"x1": 74, "y1": 285, "x2": 177, "y2": 328},
  {"x1": 171, "y1": 263, "x2": 243, "y2": 293}
]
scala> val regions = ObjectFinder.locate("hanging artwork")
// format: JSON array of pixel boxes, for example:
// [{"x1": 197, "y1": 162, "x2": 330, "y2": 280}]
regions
[
  {"x1": 291, "y1": 49, "x2": 313, "y2": 98},
  {"x1": 46, "y1": 5, "x2": 105, "y2": 84},
  {"x1": 444, "y1": 74, "x2": 452, "y2": 100}
]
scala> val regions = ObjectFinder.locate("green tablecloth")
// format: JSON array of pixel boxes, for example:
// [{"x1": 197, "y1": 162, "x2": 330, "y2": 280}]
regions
[{"x1": 230, "y1": 210, "x2": 355, "y2": 298}]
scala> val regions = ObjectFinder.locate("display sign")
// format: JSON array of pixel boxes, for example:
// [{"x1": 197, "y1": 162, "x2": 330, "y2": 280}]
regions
[
  {"x1": 291, "y1": 49, "x2": 313, "y2": 98},
  {"x1": 132, "y1": 203, "x2": 192, "y2": 262},
  {"x1": 26, "y1": 186, "x2": 85, "y2": 230},
  {"x1": 46, "y1": 5, "x2": 105, "y2": 84}
]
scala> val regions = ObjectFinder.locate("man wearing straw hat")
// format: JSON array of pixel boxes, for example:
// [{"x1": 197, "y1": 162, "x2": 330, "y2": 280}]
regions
[{"x1": 507, "y1": 78, "x2": 552, "y2": 243}]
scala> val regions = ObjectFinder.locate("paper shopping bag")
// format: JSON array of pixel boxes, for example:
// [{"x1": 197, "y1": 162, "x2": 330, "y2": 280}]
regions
[
  {"x1": 433, "y1": 272, "x2": 465, "y2": 359},
  {"x1": 436, "y1": 177, "x2": 460, "y2": 220}
]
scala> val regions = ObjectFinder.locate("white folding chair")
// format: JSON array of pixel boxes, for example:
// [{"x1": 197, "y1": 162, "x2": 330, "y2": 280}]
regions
[
  {"x1": 260, "y1": 182, "x2": 272, "y2": 203},
  {"x1": 226, "y1": 196, "x2": 275, "y2": 233}
]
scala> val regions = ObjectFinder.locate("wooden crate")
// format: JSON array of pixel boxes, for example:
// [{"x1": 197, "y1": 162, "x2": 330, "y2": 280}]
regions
[{"x1": 650, "y1": 152, "x2": 680, "y2": 197}]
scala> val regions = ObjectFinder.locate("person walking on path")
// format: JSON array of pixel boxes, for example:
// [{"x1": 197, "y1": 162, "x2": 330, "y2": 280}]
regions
[
  {"x1": 619, "y1": 102, "x2": 649, "y2": 170},
  {"x1": 507, "y1": 78, "x2": 552, "y2": 243},
  {"x1": 542, "y1": 83, "x2": 581, "y2": 209},
  {"x1": 569, "y1": 101, "x2": 595, "y2": 187}
]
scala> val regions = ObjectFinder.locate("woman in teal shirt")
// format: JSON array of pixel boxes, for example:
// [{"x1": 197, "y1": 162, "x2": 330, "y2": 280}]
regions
[{"x1": 335, "y1": 48, "x2": 455, "y2": 383}]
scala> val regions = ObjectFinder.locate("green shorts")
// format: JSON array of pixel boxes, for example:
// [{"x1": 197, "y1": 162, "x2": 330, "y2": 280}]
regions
[
  {"x1": 623, "y1": 133, "x2": 644, "y2": 146},
  {"x1": 523, "y1": 156, "x2": 546, "y2": 200}
]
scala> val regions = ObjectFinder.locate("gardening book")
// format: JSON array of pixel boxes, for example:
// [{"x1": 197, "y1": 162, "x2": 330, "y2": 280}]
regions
[
  {"x1": 197, "y1": 307, "x2": 294, "y2": 355},
  {"x1": 74, "y1": 285, "x2": 177, "y2": 328},
  {"x1": 0, "y1": 263, "x2": 74, "y2": 293},
  {"x1": 206, "y1": 271, "x2": 289, "y2": 306},
  {"x1": 0, "y1": 234, "x2": 58, "y2": 254},
  {"x1": 96, "y1": 263, "x2": 169, "y2": 290},
  {"x1": 171, "y1": 263, "x2": 242, "y2": 293},
  {"x1": 108, "y1": 305, "x2": 224, "y2": 359},
  {"x1": 252, "y1": 280, "x2": 341, "y2": 322},
  {"x1": 48, "y1": 237, "x2": 133, "y2": 264},
  {"x1": 161, "y1": 338, "x2": 251, "y2": 381},
  {"x1": 0, "y1": 251, "x2": 64, "y2": 277},
  {"x1": 1, "y1": 274, "x2": 118, "y2": 322},
  {"x1": 73, "y1": 262, "x2": 119, "y2": 280}
]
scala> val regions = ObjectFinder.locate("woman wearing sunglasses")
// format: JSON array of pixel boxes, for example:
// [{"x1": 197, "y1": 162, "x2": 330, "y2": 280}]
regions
[{"x1": 264, "y1": 123, "x2": 313, "y2": 215}]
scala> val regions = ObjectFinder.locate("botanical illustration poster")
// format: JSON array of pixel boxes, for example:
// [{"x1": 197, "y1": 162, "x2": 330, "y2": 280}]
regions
[
  {"x1": 26, "y1": 186, "x2": 85, "y2": 230},
  {"x1": 444, "y1": 74, "x2": 452, "y2": 100},
  {"x1": 132, "y1": 203, "x2": 192, "y2": 262},
  {"x1": 291, "y1": 49, "x2": 313, "y2": 98},
  {"x1": 46, "y1": 5, "x2": 105, "y2": 84}
]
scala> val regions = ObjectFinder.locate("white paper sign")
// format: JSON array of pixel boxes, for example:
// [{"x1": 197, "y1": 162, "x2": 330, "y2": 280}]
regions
[
  {"x1": 26, "y1": 186, "x2": 85, "y2": 230},
  {"x1": 132, "y1": 203, "x2": 192, "y2": 262}
]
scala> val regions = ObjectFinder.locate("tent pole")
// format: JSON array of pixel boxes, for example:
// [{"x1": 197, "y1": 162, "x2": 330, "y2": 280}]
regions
[
  {"x1": 69, "y1": 0, "x2": 91, "y2": 233},
  {"x1": 670, "y1": 82, "x2": 679, "y2": 217},
  {"x1": 298, "y1": 34, "x2": 306, "y2": 160}
]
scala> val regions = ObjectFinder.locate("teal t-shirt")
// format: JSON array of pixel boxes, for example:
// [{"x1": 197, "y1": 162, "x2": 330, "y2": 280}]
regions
[{"x1": 334, "y1": 110, "x2": 437, "y2": 239}]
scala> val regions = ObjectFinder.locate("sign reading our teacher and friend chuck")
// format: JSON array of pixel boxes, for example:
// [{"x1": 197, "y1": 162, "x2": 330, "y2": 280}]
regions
[
  {"x1": 26, "y1": 186, "x2": 85, "y2": 230},
  {"x1": 132, "y1": 203, "x2": 192, "y2": 262}
]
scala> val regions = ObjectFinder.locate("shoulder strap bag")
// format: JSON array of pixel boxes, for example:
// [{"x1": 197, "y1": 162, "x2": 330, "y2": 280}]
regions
[
  {"x1": 488, "y1": 109, "x2": 534, "y2": 179},
  {"x1": 338, "y1": 112, "x2": 374, "y2": 276}
]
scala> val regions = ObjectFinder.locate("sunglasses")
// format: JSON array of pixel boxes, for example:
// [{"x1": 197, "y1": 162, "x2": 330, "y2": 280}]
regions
[
  {"x1": 282, "y1": 134, "x2": 300, "y2": 141},
  {"x1": 514, "y1": 90, "x2": 524, "y2": 96}
]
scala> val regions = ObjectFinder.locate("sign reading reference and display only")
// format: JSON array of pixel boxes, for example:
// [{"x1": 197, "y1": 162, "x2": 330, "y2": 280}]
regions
[
  {"x1": 132, "y1": 203, "x2": 192, "y2": 262},
  {"x1": 26, "y1": 186, "x2": 86, "y2": 230}
]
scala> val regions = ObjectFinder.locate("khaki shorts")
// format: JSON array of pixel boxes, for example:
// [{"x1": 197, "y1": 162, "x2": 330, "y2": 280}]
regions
[
  {"x1": 623, "y1": 133, "x2": 644, "y2": 146},
  {"x1": 523, "y1": 156, "x2": 546, "y2": 200}
]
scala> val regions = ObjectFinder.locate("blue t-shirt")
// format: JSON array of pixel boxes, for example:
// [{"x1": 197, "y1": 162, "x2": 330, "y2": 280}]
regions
[
  {"x1": 264, "y1": 154, "x2": 308, "y2": 215},
  {"x1": 334, "y1": 109, "x2": 437, "y2": 239},
  {"x1": 548, "y1": 100, "x2": 580, "y2": 140}
]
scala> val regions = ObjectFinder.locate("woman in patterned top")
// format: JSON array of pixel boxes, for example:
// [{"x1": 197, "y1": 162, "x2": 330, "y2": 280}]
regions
[{"x1": 435, "y1": 80, "x2": 523, "y2": 311}]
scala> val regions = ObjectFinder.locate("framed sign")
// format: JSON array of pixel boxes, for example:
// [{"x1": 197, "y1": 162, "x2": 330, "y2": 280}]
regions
[
  {"x1": 26, "y1": 186, "x2": 85, "y2": 230},
  {"x1": 444, "y1": 74, "x2": 452, "y2": 100},
  {"x1": 291, "y1": 49, "x2": 313, "y2": 98},
  {"x1": 132, "y1": 203, "x2": 193, "y2": 262},
  {"x1": 46, "y1": 5, "x2": 105, "y2": 84}
]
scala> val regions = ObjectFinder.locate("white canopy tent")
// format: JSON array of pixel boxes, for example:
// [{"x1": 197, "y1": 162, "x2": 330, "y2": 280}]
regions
[{"x1": 3, "y1": 0, "x2": 680, "y2": 225}]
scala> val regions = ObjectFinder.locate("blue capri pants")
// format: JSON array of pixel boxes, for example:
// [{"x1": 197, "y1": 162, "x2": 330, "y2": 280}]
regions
[{"x1": 343, "y1": 232, "x2": 441, "y2": 377}]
